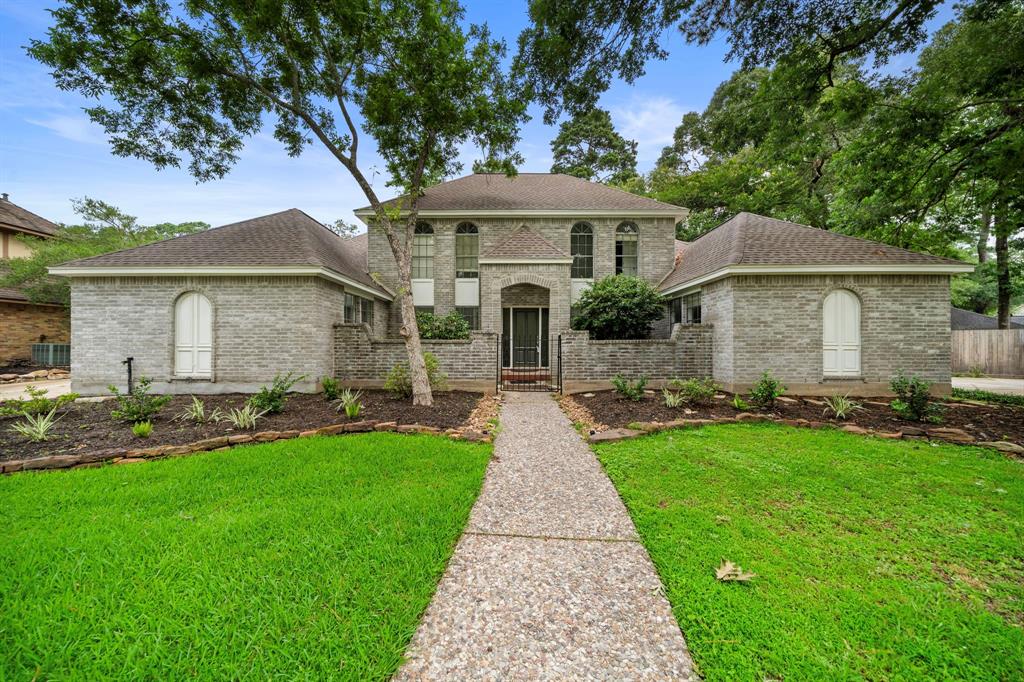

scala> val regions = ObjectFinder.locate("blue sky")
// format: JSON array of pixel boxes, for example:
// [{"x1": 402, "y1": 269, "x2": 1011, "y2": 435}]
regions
[{"x1": 0, "y1": 1, "x2": 952, "y2": 228}]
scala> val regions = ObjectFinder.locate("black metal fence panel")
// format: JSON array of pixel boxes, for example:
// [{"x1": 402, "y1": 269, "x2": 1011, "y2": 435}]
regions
[{"x1": 497, "y1": 334, "x2": 561, "y2": 392}]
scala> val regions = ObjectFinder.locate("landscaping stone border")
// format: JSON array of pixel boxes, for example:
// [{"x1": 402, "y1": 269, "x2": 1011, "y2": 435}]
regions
[
  {"x1": 0, "y1": 420, "x2": 493, "y2": 475},
  {"x1": 584, "y1": 413, "x2": 1024, "y2": 456},
  {"x1": 0, "y1": 368, "x2": 70, "y2": 384}
]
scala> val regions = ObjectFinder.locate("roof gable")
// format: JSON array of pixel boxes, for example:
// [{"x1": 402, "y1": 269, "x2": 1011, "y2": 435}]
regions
[
  {"x1": 481, "y1": 225, "x2": 570, "y2": 261},
  {"x1": 660, "y1": 212, "x2": 971, "y2": 292},
  {"x1": 357, "y1": 173, "x2": 686, "y2": 216}
]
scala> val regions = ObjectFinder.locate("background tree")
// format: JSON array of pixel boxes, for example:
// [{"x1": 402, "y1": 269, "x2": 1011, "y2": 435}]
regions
[
  {"x1": 30, "y1": 0, "x2": 527, "y2": 405},
  {"x1": 325, "y1": 219, "x2": 361, "y2": 237},
  {"x1": 1, "y1": 199, "x2": 207, "y2": 306},
  {"x1": 550, "y1": 108, "x2": 638, "y2": 185}
]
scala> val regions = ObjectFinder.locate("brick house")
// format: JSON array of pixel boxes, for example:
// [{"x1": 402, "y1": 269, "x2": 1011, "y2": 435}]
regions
[
  {"x1": 50, "y1": 173, "x2": 972, "y2": 395},
  {"x1": 1, "y1": 194, "x2": 70, "y2": 365}
]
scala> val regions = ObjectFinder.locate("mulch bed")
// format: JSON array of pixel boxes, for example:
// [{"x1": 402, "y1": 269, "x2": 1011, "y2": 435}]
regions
[
  {"x1": 569, "y1": 390, "x2": 1024, "y2": 447},
  {"x1": 0, "y1": 390, "x2": 482, "y2": 462}
]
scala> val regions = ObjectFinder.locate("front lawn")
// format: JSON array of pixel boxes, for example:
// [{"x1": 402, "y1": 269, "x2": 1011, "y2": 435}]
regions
[
  {"x1": 0, "y1": 433, "x2": 490, "y2": 680},
  {"x1": 594, "y1": 424, "x2": 1024, "y2": 681}
]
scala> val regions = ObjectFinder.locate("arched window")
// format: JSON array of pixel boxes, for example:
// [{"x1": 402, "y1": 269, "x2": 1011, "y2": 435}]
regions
[
  {"x1": 455, "y1": 222, "x2": 479, "y2": 279},
  {"x1": 615, "y1": 222, "x2": 639, "y2": 276},
  {"x1": 570, "y1": 222, "x2": 594, "y2": 279},
  {"x1": 412, "y1": 222, "x2": 434, "y2": 279},
  {"x1": 823, "y1": 289, "x2": 861, "y2": 377},
  {"x1": 174, "y1": 292, "x2": 212, "y2": 378}
]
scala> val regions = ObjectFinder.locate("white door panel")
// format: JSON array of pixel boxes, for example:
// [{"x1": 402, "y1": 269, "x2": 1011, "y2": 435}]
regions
[
  {"x1": 175, "y1": 292, "x2": 213, "y2": 377},
  {"x1": 823, "y1": 290, "x2": 861, "y2": 377}
]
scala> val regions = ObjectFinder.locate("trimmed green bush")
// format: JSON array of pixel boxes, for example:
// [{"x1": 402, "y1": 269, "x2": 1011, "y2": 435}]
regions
[
  {"x1": 749, "y1": 371, "x2": 786, "y2": 409},
  {"x1": 383, "y1": 352, "x2": 448, "y2": 399},
  {"x1": 108, "y1": 377, "x2": 172, "y2": 424},
  {"x1": 248, "y1": 372, "x2": 305, "y2": 414},
  {"x1": 571, "y1": 275, "x2": 664, "y2": 339},
  {"x1": 416, "y1": 310, "x2": 470, "y2": 340},
  {"x1": 890, "y1": 371, "x2": 943, "y2": 423},
  {"x1": 669, "y1": 377, "x2": 718, "y2": 406},
  {"x1": 611, "y1": 375, "x2": 648, "y2": 401}
]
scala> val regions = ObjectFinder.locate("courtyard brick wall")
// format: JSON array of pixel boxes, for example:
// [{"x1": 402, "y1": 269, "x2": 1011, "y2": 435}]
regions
[
  {"x1": 0, "y1": 301, "x2": 70, "y2": 364},
  {"x1": 334, "y1": 323, "x2": 497, "y2": 391}
]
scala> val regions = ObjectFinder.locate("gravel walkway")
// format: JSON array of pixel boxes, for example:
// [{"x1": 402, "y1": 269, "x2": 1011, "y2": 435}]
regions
[{"x1": 396, "y1": 392, "x2": 696, "y2": 680}]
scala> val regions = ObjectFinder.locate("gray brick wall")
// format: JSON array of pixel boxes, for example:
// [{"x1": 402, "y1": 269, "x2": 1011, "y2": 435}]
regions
[
  {"x1": 701, "y1": 274, "x2": 952, "y2": 393},
  {"x1": 70, "y1": 275, "x2": 350, "y2": 395}
]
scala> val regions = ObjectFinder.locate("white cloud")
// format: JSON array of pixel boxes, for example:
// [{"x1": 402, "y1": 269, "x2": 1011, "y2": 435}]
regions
[
  {"x1": 26, "y1": 114, "x2": 105, "y2": 145},
  {"x1": 611, "y1": 95, "x2": 691, "y2": 167}
]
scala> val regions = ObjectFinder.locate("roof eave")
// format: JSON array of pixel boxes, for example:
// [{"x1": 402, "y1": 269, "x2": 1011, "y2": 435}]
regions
[
  {"x1": 659, "y1": 262, "x2": 975, "y2": 296},
  {"x1": 478, "y1": 257, "x2": 573, "y2": 265},
  {"x1": 354, "y1": 208, "x2": 687, "y2": 223},
  {"x1": 47, "y1": 264, "x2": 393, "y2": 301}
]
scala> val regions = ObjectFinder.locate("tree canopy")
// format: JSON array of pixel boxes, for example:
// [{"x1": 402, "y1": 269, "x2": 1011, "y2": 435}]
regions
[
  {"x1": 30, "y1": 0, "x2": 529, "y2": 404},
  {"x1": 549, "y1": 108, "x2": 638, "y2": 185}
]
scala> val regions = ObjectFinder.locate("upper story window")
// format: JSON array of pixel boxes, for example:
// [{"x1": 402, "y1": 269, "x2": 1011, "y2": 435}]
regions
[
  {"x1": 615, "y1": 222, "x2": 639, "y2": 276},
  {"x1": 570, "y1": 222, "x2": 594, "y2": 279},
  {"x1": 455, "y1": 222, "x2": 479, "y2": 279},
  {"x1": 412, "y1": 222, "x2": 434, "y2": 279}
]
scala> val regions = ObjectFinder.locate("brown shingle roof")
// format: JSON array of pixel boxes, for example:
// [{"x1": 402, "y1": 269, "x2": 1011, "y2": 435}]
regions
[
  {"x1": 0, "y1": 196, "x2": 59, "y2": 237},
  {"x1": 482, "y1": 226, "x2": 570, "y2": 260},
  {"x1": 358, "y1": 173, "x2": 686, "y2": 214},
  {"x1": 659, "y1": 212, "x2": 970, "y2": 291},
  {"x1": 0, "y1": 287, "x2": 29, "y2": 303},
  {"x1": 54, "y1": 209, "x2": 386, "y2": 295}
]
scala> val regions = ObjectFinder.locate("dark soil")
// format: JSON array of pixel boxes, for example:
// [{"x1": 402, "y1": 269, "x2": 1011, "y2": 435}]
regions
[
  {"x1": 0, "y1": 390, "x2": 482, "y2": 462},
  {"x1": 573, "y1": 390, "x2": 1024, "y2": 446}
]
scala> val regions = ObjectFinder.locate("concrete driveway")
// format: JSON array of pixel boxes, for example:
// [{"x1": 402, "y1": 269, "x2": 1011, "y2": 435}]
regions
[
  {"x1": 952, "y1": 377, "x2": 1024, "y2": 395},
  {"x1": 0, "y1": 378, "x2": 73, "y2": 401}
]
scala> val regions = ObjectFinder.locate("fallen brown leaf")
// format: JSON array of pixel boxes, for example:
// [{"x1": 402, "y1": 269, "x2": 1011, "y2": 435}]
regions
[{"x1": 716, "y1": 559, "x2": 757, "y2": 582}]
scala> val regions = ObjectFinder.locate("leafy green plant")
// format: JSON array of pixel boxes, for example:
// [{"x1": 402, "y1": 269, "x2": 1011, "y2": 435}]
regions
[
  {"x1": 108, "y1": 377, "x2": 172, "y2": 424},
  {"x1": 571, "y1": 275, "x2": 665, "y2": 339},
  {"x1": 951, "y1": 387, "x2": 1024, "y2": 408},
  {"x1": 0, "y1": 385, "x2": 79, "y2": 417},
  {"x1": 344, "y1": 400, "x2": 363, "y2": 419},
  {"x1": 731, "y1": 395, "x2": 750, "y2": 410},
  {"x1": 224, "y1": 404, "x2": 268, "y2": 430},
  {"x1": 9, "y1": 407, "x2": 62, "y2": 442},
  {"x1": 383, "y1": 353, "x2": 448, "y2": 399},
  {"x1": 416, "y1": 310, "x2": 470, "y2": 340},
  {"x1": 669, "y1": 377, "x2": 718, "y2": 406},
  {"x1": 965, "y1": 365, "x2": 986, "y2": 379},
  {"x1": 662, "y1": 388, "x2": 684, "y2": 408},
  {"x1": 335, "y1": 388, "x2": 364, "y2": 419},
  {"x1": 132, "y1": 421, "x2": 153, "y2": 438},
  {"x1": 611, "y1": 375, "x2": 648, "y2": 401},
  {"x1": 890, "y1": 371, "x2": 943, "y2": 423},
  {"x1": 321, "y1": 376, "x2": 342, "y2": 401},
  {"x1": 247, "y1": 372, "x2": 305, "y2": 414},
  {"x1": 749, "y1": 371, "x2": 786, "y2": 409},
  {"x1": 822, "y1": 394, "x2": 863, "y2": 420},
  {"x1": 174, "y1": 395, "x2": 223, "y2": 424}
]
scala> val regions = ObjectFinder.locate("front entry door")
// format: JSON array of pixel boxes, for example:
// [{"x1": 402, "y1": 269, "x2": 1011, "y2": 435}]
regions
[{"x1": 513, "y1": 308, "x2": 540, "y2": 366}]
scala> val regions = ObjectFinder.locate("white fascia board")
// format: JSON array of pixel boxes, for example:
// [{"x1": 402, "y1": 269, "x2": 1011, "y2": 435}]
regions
[
  {"x1": 47, "y1": 265, "x2": 393, "y2": 301},
  {"x1": 354, "y1": 208, "x2": 687, "y2": 222},
  {"x1": 658, "y1": 263, "x2": 975, "y2": 297},
  {"x1": 478, "y1": 258, "x2": 574, "y2": 265}
]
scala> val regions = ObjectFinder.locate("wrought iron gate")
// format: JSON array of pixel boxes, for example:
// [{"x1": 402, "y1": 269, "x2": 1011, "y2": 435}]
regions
[{"x1": 497, "y1": 334, "x2": 561, "y2": 392}]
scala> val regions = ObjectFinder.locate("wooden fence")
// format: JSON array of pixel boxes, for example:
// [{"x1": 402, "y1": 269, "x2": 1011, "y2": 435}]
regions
[{"x1": 951, "y1": 329, "x2": 1024, "y2": 377}]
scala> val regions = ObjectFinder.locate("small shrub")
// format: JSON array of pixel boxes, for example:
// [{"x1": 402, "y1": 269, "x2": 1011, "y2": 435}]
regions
[
  {"x1": 571, "y1": 275, "x2": 665, "y2": 339},
  {"x1": 951, "y1": 387, "x2": 1024, "y2": 408},
  {"x1": 108, "y1": 377, "x2": 172, "y2": 424},
  {"x1": 822, "y1": 394, "x2": 863, "y2": 420},
  {"x1": 965, "y1": 365, "x2": 986, "y2": 379},
  {"x1": 248, "y1": 372, "x2": 305, "y2": 414},
  {"x1": 174, "y1": 396, "x2": 223, "y2": 424},
  {"x1": 890, "y1": 371, "x2": 943, "y2": 423},
  {"x1": 9, "y1": 407, "x2": 62, "y2": 442},
  {"x1": 669, "y1": 377, "x2": 718, "y2": 406},
  {"x1": 662, "y1": 388, "x2": 684, "y2": 408},
  {"x1": 334, "y1": 388, "x2": 364, "y2": 418},
  {"x1": 416, "y1": 310, "x2": 470, "y2": 340},
  {"x1": 132, "y1": 421, "x2": 153, "y2": 438},
  {"x1": 0, "y1": 385, "x2": 79, "y2": 417},
  {"x1": 321, "y1": 376, "x2": 342, "y2": 401},
  {"x1": 749, "y1": 371, "x2": 786, "y2": 409},
  {"x1": 224, "y1": 404, "x2": 268, "y2": 430},
  {"x1": 731, "y1": 395, "x2": 750, "y2": 410},
  {"x1": 611, "y1": 375, "x2": 648, "y2": 401},
  {"x1": 383, "y1": 352, "x2": 448, "y2": 399},
  {"x1": 344, "y1": 400, "x2": 363, "y2": 419}
]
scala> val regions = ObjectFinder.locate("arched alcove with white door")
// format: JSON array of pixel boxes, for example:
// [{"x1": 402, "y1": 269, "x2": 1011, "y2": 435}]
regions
[
  {"x1": 822, "y1": 289, "x2": 861, "y2": 377},
  {"x1": 175, "y1": 291, "x2": 213, "y2": 378}
]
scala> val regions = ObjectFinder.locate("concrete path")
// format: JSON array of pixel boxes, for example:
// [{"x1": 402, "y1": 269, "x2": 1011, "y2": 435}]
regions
[
  {"x1": 952, "y1": 377, "x2": 1024, "y2": 395},
  {"x1": 396, "y1": 392, "x2": 696, "y2": 680},
  {"x1": 0, "y1": 378, "x2": 73, "y2": 401}
]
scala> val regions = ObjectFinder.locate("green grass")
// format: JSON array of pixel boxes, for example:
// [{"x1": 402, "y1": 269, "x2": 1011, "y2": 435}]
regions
[
  {"x1": 0, "y1": 433, "x2": 490, "y2": 680},
  {"x1": 951, "y1": 387, "x2": 1024, "y2": 408},
  {"x1": 594, "y1": 423, "x2": 1024, "y2": 681}
]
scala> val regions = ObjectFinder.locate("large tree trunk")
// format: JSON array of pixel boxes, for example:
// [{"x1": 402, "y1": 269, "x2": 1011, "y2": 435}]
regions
[
  {"x1": 977, "y1": 209, "x2": 991, "y2": 263},
  {"x1": 994, "y1": 212, "x2": 1011, "y2": 329},
  {"x1": 389, "y1": 222, "x2": 433, "y2": 406}
]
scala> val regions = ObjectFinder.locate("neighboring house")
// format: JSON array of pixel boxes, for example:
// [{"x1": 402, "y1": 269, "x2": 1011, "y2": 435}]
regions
[
  {"x1": 951, "y1": 307, "x2": 1024, "y2": 330},
  {"x1": 50, "y1": 173, "x2": 973, "y2": 395},
  {"x1": 0, "y1": 194, "x2": 70, "y2": 365}
]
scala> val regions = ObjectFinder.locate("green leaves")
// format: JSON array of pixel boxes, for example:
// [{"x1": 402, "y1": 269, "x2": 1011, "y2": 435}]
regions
[
  {"x1": 571, "y1": 275, "x2": 664, "y2": 340},
  {"x1": 550, "y1": 108, "x2": 638, "y2": 185}
]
